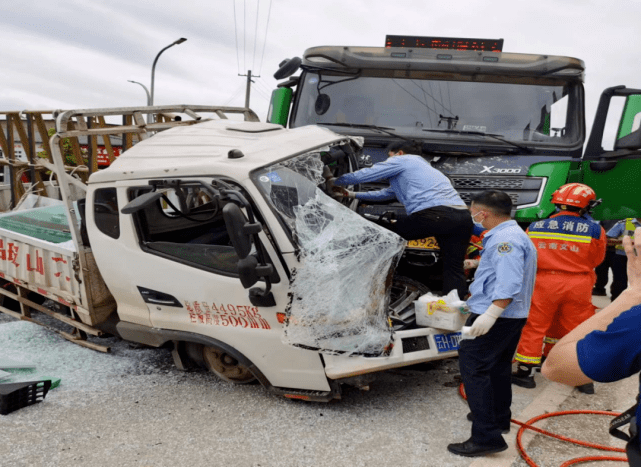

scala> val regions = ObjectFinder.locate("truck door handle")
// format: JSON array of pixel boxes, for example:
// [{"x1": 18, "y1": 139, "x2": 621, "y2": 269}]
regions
[
  {"x1": 147, "y1": 298, "x2": 179, "y2": 305},
  {"x1": 137, "y1": 286, "x2": 183, "y2": 308}
]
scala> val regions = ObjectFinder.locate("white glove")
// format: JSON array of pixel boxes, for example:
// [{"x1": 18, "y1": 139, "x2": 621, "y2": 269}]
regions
[
  {"x1": 464, "y1": 259, "x2": 480, "y2": 269},
  {"x1": 335, "y1": 187, "x2": 355, "y2": 199},
  {"x1": 469, "y1": 304, "x2": 505, "y2": 337},
  {"x1": 327, "y1": 179, "x2": 355, "y2": 199}
]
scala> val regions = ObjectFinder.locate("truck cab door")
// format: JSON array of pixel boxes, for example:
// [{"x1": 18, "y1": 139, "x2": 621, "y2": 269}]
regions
[
  {"x1": 119, "y1": 178, "x2": 331, "y2": 391},
  {"x1": 579, "y1": 86, "x2": 641, "y2": 219}
]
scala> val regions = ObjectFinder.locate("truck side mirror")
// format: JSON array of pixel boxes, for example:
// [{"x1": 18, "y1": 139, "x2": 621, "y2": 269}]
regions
[
  {"x1": 237, "y1": 255, "x2": 275, "y2": 289},
  {"x1": 274, "y1": 57, "x2": 302, "y2": 80},
  {"x1": 121, "y1": 191, "x2": 163, "y2": 214},
  {"x1": 614, "y1": 127, "x2": 641, "y2": 150},
  {"x1": 222, "y1": 203, "x2": 262, "y2": 259}
]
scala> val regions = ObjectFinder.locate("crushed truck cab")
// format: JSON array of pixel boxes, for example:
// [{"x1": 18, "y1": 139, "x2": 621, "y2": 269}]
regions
[{"x1": 0, "y1": 107, "x2": 461, "y2": 402}]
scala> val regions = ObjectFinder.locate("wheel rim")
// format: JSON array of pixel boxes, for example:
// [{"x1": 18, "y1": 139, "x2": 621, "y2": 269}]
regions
[{"x1": 202, "y1": 347, "x2": 256, "y2": 384}]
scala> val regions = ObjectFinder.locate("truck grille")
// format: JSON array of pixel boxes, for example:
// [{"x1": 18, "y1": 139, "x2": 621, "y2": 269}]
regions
[
  {"x1": 450, "y1": 176, "x2": 544, "y2": 207},
  {"x1": 453, "y1": 178, "x2": 527, "y2": 190}
]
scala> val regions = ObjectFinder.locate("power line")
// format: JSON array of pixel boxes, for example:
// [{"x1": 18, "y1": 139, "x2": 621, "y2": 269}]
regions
[
  {"x1": 252, "y1": 83, "x2": 271, "y2": 99},
  {"x1": 257, "y1": 0, "x2": 272, "y2": 76},
  {"x1": 224, "y1": 84, "x2": 245, "y2": 106},
  {"x1": 411, "y1": 80, "x2": 435, "y2": 128},
  {"x1": 251, "y1": 0, "x2": 260, "y2": 71},
  {"x1": 252, "y1": 88, "x2": 271, "y2": 104},
  {"x1": 251, "y1": 77, "x2": 269, "y2": 94},
  {"x1": 392, "y1": 79, "x2": 440, "y2": 122},
  {"x1": 254, "y1": 79, "x2": 273, "y2": 95},
  {"x1": 233, "y1": 0, "x2": 241, "y2": 74}
]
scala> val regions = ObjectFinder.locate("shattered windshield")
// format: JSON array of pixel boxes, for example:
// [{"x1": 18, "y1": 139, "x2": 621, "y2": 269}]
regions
[
  {"x1": 292, "y1": 72, "x2": 581, "y2": 146},
  {"x1": 252, "y1": 151, "x2": 405, "y2": 356}
]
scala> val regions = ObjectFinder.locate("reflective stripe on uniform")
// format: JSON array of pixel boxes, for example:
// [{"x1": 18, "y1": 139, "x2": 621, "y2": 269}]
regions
[
  {"x1": 615, "y1": 218, "x2": 637, "y2": 250},
  {"x1": 515, "y1": 353, "x2": 542, "y2": 365},
  {"x1": 544, "y1": 336, "x2": 559, "y2": 344},
  {"x1": 528, "y1": 232, "x2": 592, "y2": 243}
]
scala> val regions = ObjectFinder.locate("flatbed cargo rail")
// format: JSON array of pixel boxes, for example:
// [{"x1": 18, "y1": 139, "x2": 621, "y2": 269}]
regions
[{"x1": 0, "y1": 105, "x2": 260, "y2": 351}]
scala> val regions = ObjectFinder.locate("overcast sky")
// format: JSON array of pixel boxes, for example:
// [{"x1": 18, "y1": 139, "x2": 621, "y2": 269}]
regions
[{"x1": 1, "y1": 0, "x2": 639, "y2": 132}]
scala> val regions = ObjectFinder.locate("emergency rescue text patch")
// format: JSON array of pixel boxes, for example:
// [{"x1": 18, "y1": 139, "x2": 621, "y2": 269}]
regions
[{"x1": 497, "y1": 242, "x2": 513, "y2": 254}]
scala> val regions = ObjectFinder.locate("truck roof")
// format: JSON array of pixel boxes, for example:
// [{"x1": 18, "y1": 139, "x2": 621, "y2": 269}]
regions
[
  {"x1": 302, "y1": 46, "x2": 585, "y2": 81},
  {"x1": 88, "y1": 120, "x2": 347, "y2": 184}
]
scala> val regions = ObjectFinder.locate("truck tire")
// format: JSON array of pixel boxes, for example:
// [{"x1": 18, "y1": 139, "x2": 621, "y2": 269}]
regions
[
  {"x1": 202, "y1": 345, "x2": 257, "y2": 384},
  {"x1": 389, "y1": 275, "x2": 429, "y2": 330}
]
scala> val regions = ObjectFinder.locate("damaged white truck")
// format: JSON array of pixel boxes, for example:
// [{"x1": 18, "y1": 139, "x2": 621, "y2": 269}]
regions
[{"x1": 0, "y1": 106, "x2": 461, "y2": 401}]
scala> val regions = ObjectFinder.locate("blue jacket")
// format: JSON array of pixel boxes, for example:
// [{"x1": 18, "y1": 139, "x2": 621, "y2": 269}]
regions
[
  {"x1": 334, "y1": 155, "x2": 464, "y2": 215},
  {"x1": 467, "y1": 220, "x2": 537, "y2": 319},
  {"x1": 578, "y1": 304, "x2": 641, "y2": 449}
]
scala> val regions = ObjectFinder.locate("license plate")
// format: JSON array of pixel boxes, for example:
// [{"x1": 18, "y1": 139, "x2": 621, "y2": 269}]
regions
[
  {"x1": 407, "y1": 237, "x2": 439, "y2": 250},
  {"x1": 434, "y1": 332, "x2": 461, "y2": 352}
]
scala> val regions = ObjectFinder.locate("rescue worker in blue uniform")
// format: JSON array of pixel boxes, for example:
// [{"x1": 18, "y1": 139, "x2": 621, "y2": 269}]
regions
[
  {"x1": 331, "y1": 142, "x2": 473, "y2": 298},
  {"x1": 607, "y1": 218, "x2": 641, "y2": 301},
  {"x1": 448, "y1": 190, "x2": 537, "y2": 458},
  {"x1": 542, "y1": 227, "x2": 641, "y2": 467}
]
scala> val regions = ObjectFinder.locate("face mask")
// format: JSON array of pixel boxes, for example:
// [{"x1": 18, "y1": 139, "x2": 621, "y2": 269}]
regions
[{"x1": 472, "y1": 211, "x2": 485, "y2": 228}]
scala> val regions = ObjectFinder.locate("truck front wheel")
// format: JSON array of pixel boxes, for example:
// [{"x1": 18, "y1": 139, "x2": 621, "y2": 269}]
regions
[{"x1": 202, "y1": 346, "x2": 257, "y2": 384}]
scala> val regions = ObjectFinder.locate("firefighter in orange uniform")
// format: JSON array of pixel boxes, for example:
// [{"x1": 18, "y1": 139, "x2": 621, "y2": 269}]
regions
[{"x1": 512, "y1": 183, "x2": 606, "y2": 392}]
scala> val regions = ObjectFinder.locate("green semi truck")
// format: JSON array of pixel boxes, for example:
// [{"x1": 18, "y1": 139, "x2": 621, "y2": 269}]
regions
[{"x1": 268, "y1": 36, "x2": 641, "y2": 221}]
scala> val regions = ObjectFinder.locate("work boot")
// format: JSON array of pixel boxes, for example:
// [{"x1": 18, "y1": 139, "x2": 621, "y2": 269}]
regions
[
  {"x1": 511, "y1": 363, "x2": 539, "y2": 389},
  {"x1": 576, "y1": 383, "x2": 595, "y2": 394},
  {"x1": 592, "y1": 288, "x2": 607, "y2": 296}
]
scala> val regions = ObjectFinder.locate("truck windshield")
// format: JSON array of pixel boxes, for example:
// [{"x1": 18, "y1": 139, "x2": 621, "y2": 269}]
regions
[
  {"x1": 292, "y1": 72, "x2": 581, "y2": 146},
  {"x1": 251, "y1": 152, "x2": 405, "y2": 356}
]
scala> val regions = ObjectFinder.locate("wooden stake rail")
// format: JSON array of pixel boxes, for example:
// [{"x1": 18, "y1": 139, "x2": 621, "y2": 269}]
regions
[{"x1": 0, "y1": 282, "x2": 109, "y2": 353}]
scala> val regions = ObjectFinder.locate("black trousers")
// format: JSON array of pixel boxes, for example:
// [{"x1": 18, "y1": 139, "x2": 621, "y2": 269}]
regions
[
  {"x1": 390, "y1": 206, "x2": 473, "y2": 299},
  {"x1": 594, "y1": 249, "x2": 616, "y2": 292},
  {"x1": 611, "y1": 253, "x2": 629, "y2": 302},
  {"x1": 458, "y1": 315, "x2": 527, "y2": 445},
  {"x1": 627, "y1": 433, "x2": 641, "y2": 467}
]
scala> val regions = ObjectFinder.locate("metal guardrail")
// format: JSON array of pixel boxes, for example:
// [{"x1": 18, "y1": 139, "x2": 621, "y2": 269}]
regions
[{"x1": 54, "y1": 104, "x2": 260, "y2": 139}]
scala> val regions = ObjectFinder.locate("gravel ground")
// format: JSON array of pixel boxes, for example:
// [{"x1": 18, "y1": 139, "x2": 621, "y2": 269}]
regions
[
  {"x1": 0, "y1": 312, "x2": 542, "y2": 467},
  {"x1": 0, "y1": 292, "x2": 627, "y2": 467}
]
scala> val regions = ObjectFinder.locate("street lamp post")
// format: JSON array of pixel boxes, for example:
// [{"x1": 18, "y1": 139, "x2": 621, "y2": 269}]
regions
[
  {"x1": 128, "y1": 80, "x2": 152, "y2": 124},
  {"x1": 127, "y1": 80, "x2": 151, "y2": 105},
  {"x1": 150, "y1": 38, "x2": 187, "y2": 107}
]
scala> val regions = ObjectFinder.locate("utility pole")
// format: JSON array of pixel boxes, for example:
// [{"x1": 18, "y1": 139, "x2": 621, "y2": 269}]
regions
[{"x1": 239, "y1": 70, "x2": 259, "y2": 109}]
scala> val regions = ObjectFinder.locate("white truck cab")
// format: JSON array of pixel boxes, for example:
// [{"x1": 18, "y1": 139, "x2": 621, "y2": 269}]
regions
[{"x1": 0, "y1": 107, "x2": 462, "y2": 401}]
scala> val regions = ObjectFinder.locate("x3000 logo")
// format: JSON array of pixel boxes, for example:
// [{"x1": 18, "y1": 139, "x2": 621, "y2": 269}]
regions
[{"x1": 480, "y1": 166, "x2": 522, "y2": 174}]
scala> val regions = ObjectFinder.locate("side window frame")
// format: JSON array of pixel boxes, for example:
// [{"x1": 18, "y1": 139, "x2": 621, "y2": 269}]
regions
[{"x1": 127, "y1": 178, "x2": 277, "y2": 281}]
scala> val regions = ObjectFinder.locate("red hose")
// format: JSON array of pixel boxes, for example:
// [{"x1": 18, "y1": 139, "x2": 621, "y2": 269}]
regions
[{"x1": 459, "y1": 383, "x2": 628, "y2": 466}]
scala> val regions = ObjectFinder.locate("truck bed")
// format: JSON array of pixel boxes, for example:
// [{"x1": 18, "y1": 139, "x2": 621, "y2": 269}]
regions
[{"x1": 0, "y1": 203, "x2": 81, "y2": 306}]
